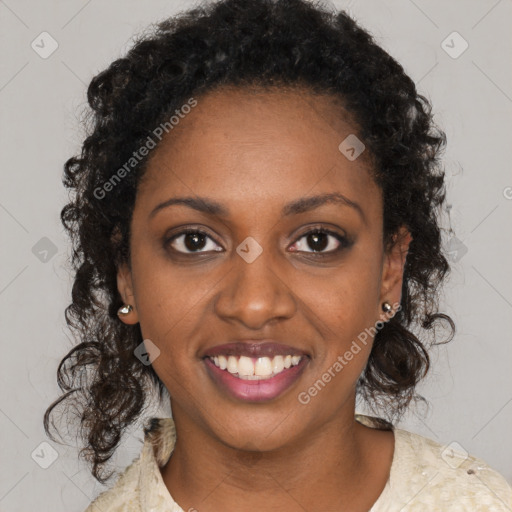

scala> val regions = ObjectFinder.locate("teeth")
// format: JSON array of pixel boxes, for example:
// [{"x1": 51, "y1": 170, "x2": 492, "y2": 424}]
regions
[
  {"x1": 227, "y1": 356, "x2": 238, "y2": 374},
  {"x1": 208, "y1": 354, "x2": 304, "y2": 379},
  {"x1": 238, "y1": 356, "x2": 254, "y2": 376},
  {"x1": 255, "y1": 356, "x2": 273, "y2": 376},
  {"x1": 272, "y1": 355, "x2": 285, "y2": 373}
]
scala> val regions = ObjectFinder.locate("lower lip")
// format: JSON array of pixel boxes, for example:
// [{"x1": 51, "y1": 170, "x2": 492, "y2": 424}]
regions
[{"x1": 203, "y1": 357, "x2": 309, "y2": 402}]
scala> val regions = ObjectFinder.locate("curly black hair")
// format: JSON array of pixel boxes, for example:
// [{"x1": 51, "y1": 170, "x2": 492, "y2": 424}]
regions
[{"x1": 44, "y1": 0, "x2": 455, "y2": 483}]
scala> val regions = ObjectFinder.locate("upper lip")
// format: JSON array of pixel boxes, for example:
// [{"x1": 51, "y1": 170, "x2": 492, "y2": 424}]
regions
[{"x1": 202, "y1": 340, "x2": 309, "y2": 359}]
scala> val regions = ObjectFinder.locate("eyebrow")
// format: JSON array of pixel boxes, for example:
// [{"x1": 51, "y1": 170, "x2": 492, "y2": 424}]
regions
[{"x1": 149, "y1": 192, "x2": 366, "y2": 223}]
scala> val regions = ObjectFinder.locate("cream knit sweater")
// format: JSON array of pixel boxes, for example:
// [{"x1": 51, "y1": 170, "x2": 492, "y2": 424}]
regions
[{"x1": 84, "y1": 415, "x2": 512, "y2": 511}]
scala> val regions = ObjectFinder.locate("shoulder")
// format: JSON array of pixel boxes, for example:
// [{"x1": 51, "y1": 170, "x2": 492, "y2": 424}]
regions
[
  {"x1": 391, "y1": 426, "x2": 512, "y2": 511},
  {"x1": 82, "y1": 417, "x2": 177, "y2": 512},
  {"x1": 356, "y1": 414, "x2": 512, "y2": 511},
  {"x1": 83, "y1": 454, "x2": 143, "y2": 512}
]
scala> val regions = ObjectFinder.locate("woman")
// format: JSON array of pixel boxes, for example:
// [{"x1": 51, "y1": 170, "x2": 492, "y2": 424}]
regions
[{"x1": 44, "y1": 0, "x2": 512, "y2": 510}]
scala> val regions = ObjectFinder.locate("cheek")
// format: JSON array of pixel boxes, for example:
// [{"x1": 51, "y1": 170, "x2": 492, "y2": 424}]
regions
[
  {"x1": 301, "y1": 254, "x2": 382, "y2": 381},
  {"x1": 307, "y1": 258, "x2": 382, "y2": 334},
  {"x1": 129, "y1": 249, "x2": 194, "y2": 343},
  {"x1": 132, "y1": 261, "x2": 203, "y2": 391}
]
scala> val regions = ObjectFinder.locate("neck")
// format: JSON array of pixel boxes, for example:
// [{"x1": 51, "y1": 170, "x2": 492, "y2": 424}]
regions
[{"x1": 160, "y1": 400, "x2": 393, "y2": 512}]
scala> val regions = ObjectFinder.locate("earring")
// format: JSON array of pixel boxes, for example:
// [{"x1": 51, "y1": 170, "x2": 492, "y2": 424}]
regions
[
  {"x1": 381, "y1": 301, "x2": 392, "y2": 314},
  {"x1": 117, "y1": 304, "x2": 133, "y2": 316}
]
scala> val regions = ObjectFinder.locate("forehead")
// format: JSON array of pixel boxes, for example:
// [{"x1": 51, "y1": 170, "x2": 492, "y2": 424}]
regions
[{"x1": 137, "y1": 86, "x2": 379, "y2": 216}]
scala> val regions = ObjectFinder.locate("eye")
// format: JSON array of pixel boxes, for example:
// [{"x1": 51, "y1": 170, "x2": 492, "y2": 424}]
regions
[
  {"x1": 166, "y1": 228, "x2": 223, "y2": 254},
  {"x1": 289, "y1": 227, "x2": 350, "y2": 255},
  {"x1": 165, "y1": 226, "x2": 351, "y2": 256}
]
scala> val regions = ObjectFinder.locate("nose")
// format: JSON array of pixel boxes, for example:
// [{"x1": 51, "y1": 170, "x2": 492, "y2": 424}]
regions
[{"x1": 214, "y1": 243, "x2": 297, "y2": 330}]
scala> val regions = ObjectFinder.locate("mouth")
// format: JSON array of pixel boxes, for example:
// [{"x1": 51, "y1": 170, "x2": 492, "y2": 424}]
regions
[{"x1": 201, "y1": 341, "x2": 310, "y2": 402}]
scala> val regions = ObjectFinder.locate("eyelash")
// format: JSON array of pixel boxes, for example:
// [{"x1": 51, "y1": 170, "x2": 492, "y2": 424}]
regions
[{"x1": 164, "y1": 226, "x2": 352, "y2": 258}]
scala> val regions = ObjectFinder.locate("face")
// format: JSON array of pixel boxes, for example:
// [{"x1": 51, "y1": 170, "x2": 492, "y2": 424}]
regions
[{"x1": 117, "y1": 86, "x2": 411, "y2": 451}]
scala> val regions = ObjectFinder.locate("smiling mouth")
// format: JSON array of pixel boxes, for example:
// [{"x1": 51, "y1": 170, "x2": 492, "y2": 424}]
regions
[{"x1": 206, "y1": 354, "x2": 304, "y2": 380}]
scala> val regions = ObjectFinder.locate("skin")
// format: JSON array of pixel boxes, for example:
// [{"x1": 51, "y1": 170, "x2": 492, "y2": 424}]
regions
[{"x1": 117, "y1": 86, "x2": 412, "y2": 511}]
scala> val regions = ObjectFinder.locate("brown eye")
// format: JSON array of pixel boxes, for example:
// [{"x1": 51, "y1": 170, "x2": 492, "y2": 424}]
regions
[
  {"x1": 290, "y1": 228, "x2": 350, "y2": 255},
  {"x1": 166, "y1": 229, "x2": 223, "y2": 254}
]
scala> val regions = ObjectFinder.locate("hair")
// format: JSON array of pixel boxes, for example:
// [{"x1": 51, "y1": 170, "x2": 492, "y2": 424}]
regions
[{"x1": 44, "y1": 0, "x2": 455, "y2": 483}]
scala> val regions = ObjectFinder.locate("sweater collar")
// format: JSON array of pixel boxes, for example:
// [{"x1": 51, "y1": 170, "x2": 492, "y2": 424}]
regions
[{"x1": 138, "y1": 417, "x2": 182, "y2": 511}]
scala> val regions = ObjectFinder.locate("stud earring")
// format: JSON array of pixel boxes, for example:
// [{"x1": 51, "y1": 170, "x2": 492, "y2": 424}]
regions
[
  {"x1": 381, "y1": 301, "x2": 392, "y2": 314},
  {"x1": 117, "y1": 304, "x2": 133, "y2": 316}
]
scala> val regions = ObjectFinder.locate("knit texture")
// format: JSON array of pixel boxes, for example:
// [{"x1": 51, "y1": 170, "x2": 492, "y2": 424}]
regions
[{"x1": 84, "y1": 415, "x2": 512, "y2": 511}]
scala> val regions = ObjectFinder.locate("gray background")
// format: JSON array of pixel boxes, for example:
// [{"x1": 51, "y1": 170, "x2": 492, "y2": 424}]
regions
[{"x1": 1, "y1": 0, "x2": 511, "y2": 510}]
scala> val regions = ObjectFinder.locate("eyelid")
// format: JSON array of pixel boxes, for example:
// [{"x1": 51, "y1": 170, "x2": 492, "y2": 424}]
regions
[{"x1": 293, "y1": 223, "x2": 347, "y2": 240}]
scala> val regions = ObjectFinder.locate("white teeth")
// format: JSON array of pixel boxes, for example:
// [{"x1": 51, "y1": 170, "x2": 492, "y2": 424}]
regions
[
  {"x1": 238, "y1": 356, "x2": 254, "y2": 376},
  {"x1": 272, "y1": 355, "x2": 285, "y2": 373},
  {"x1": 227, "y1": 355, "x2": 238, "y2": 374},
  {"x1": 208, "y1": 354, "x2": 304, "y2": 379},
  {"x1": 255, "y1": 357, "x2": 273, "y2": 377}
]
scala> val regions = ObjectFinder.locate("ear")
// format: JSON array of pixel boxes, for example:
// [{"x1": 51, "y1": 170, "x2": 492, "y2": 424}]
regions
[
  {"x1": 379, "y1": 226, "x2": 412, "y2": 318},
  {"x1": 117, "y1": 263, "x2": 139, "y2": 325}
]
